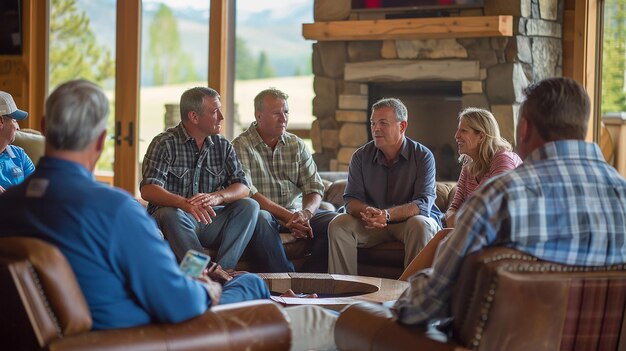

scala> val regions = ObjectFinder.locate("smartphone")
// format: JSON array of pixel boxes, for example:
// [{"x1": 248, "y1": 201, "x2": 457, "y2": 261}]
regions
[{"x1": 179, "y1": 250, "x2": 211, "y2": 278}]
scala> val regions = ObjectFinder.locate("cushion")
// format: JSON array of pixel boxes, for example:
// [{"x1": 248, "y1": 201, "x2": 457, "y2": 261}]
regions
[{"x1": 13, "y1": 129, "x2": 45, "y2": 164}]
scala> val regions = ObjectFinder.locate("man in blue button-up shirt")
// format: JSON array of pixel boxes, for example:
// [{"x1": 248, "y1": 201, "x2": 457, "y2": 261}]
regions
[{"x1": 328, "y1": 97, "x2": 442, "y2": 275}]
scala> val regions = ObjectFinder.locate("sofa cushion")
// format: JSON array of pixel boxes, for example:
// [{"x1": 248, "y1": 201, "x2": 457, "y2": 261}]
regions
[
  {"x1": 324, "y1": 179, "x2": 347, "y2": 209},
  {"x1": 13, "y1": 129, "x2": 45, "y2": 164}
]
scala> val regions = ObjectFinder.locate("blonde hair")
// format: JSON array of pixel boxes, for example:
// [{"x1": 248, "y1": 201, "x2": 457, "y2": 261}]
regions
[{"x1": 458, "y1": 107, "x2": 512, "y2": 179}]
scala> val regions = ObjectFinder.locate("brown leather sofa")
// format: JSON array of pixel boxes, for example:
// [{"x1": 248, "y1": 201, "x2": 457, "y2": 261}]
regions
[
  {"x1": 0, "y1": 236, "x2": 291, "y2": 351},
  {"x1": 321, "y1": 172, "x2": 457, "y2": 279},
  {"x1": 334, "y1": 247, "x2": 626, "y2": 351},
  {"x1": 219, "y1": 172, "x2": 456, "y2": 276}
]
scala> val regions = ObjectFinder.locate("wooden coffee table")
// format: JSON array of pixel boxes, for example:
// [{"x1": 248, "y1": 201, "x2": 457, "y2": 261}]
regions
[{"x1": 256, "y1": 273, "x2": 409, "y2": 311}]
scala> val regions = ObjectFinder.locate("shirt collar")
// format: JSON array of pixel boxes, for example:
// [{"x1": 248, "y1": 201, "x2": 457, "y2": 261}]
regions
[
  {"x1": 2, "y1": 145, "x2": 16, "y2": 158},
  {"x1": 526, "y1": 140, "x2": 604, "y2": 164},
  {"x1": 248, "y1": 121, "x2": 285, "y2": 147},
  {"x1": 174, "y1": 122, "x2": 214, "y2": 147},
  {"x1": 374, "y1": 137, "x2": 409, "y2": 166},
  {"x1": 37, "y1": 156, "x2": 95, "y2": 180}
]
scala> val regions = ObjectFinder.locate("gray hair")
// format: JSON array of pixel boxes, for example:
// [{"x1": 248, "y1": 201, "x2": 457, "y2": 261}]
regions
[
  {"x1": 180, "y1": 87, "x2": 220, "y2": 121},
  {"x1": 520, "y1": 77, "x2": 590, "y2": 140},
  {"x1": 254, "y1": 88, "x2": 289, "y2": 113},
  {"x1": 45, "y1": 80, "x2": 109, "y2": 151},
  {"x1": 371, "y1": 98, "x2": 408, "y2": 122}
]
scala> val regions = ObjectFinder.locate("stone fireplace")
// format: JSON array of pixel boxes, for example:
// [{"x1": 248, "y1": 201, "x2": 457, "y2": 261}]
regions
[{"x1": 307, "y1": 0, "x2": 563, "y2": 180}]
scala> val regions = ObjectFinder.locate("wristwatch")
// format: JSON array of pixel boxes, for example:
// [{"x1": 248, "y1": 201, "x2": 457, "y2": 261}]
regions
[{"x1": 384, "y1": 209, "x2": 390, "y2": 223}]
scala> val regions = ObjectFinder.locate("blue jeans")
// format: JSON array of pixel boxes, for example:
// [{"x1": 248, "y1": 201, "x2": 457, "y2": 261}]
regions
[
  {"x1": 262, "y1": 209, "x2": 337, "y2": 273},
  {"x1": 252, "y1": 210, "x2": 295, "y2": 272},
  {"x1": 218, "y1": 273, "x2": 270, "y2": 305},
  {"x1": 152, "y1": 198, "x2": 259, "y2": 270}
]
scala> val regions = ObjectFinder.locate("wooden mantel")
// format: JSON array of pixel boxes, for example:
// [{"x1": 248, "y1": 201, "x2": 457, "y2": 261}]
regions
[{"x1": 302, "y1": 15, "x2": 513, "y2": 41}]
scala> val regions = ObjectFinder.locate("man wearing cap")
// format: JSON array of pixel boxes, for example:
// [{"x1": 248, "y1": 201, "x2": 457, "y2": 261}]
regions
[{"x1": 0, "y1": 91, "x2": 33, "y2": 193}]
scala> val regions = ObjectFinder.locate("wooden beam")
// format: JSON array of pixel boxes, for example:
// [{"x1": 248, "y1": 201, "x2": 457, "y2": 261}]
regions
[
  {"x1": 114, "y1": 0, "x2": 141, "y2": 193},
  {"x1": 22, "y1": 0, "x2": 47, "y2": 131},
  {"x1": 209, "y1": 0, "x2": 235, "y2": 139},
  {"x1": 565, "y1": 0, "x2": 599, "y2": 142},
  {"x1": 302, "y1": 16, "x2": 513, "y2": 41}
]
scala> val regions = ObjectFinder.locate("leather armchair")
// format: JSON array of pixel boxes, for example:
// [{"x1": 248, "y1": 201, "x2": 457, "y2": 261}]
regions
[
  {"x1": 335, "y1": 247, "x2": 626, "y2": 351},
  {"x1": 0, "y1": 237, "x2": 291, "y2": 351}
]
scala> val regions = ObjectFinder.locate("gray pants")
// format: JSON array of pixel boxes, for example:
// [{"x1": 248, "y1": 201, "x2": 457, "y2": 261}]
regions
[{"x1": 328, "y1": 213, "x2": 440, "y2": 275}]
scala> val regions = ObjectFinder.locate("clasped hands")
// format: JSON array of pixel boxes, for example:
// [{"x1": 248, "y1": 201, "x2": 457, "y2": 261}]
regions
[
  {"x1": 360, "y1": 206, "x2": 387, "y2": 229},
  {"x1": 286, "y1": 209, "x2": 314, "y2": 239},
  {"x1": 183, "y1": 192, "x2": 225, "y2": 224}
]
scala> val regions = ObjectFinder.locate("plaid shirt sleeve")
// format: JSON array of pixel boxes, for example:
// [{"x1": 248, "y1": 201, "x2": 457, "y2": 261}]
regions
[
  {"x1": 295, "y1": 138, "x2": 324, "y2": 197},
  {"x1": 393, "y1": 185, "x2": 505, "y2": 325},
  {"x1": 231, "y1": 137, "x2": 257, "y2": 194},
  {"x1": 140, "y1": 133, "x2": 171, "y2": 188},
  {"x1": 220, "y1": 139, "x2": 249, "y2": 189}
]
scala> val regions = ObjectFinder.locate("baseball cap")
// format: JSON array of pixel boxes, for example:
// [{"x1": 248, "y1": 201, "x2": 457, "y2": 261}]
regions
[{"x1": 0, "y1": 91, "x2": 28, "y2": 120}]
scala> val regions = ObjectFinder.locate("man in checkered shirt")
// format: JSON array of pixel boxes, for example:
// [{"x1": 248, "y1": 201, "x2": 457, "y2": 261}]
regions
[
  {"x1": 291, "y1": 77, "x2": 626, "y2": 348},
  {"x1": 393, "y1": 77, "x2": 626, "y2": 325},
  {"x1": 232, "y1": 88, "x2": 337, "y2": 273},
  {"x1": 141, "y1": 87, "x2": 293, "y2": 272}
]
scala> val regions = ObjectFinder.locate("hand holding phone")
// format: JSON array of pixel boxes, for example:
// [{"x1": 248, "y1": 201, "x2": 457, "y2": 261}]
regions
[{"x1": 179, "y1": 250, "x2": 211, "y2": 278}]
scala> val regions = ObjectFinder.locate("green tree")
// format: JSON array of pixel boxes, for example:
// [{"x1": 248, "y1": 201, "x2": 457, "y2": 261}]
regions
[
  {"x1": 236, "y1": 37, "x2": 256, "y2": 80},
  {"x1": 146, "y1": 4, "x2": 198, "y2": 85},
  {"x1": 49, "y1": 0, "x2": 114, "y2": 90},
  {"x1": 256, "y1": 51, "x2": 275, "y2": 79},
  {"x1": 602, "y1": 0, "x2": 626, "y2": 115},
  {"x1": 49, "y1": 0, "x2": 115, "y2": 172}
]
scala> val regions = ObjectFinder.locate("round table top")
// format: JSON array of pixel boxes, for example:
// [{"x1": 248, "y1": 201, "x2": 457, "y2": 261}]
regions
[{"x1": 256, "y1": 272, "x2": 409, "y2": 311}]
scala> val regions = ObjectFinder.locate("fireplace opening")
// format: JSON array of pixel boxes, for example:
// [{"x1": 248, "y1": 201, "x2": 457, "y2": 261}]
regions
[{"x1": 368, "y1": 81, "x2": 463, "y2": 181}]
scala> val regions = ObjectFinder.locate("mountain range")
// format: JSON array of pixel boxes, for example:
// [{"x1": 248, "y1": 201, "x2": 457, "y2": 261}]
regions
[{"x1": 77, "y1": 0, "x2": 314, "y2": 85}]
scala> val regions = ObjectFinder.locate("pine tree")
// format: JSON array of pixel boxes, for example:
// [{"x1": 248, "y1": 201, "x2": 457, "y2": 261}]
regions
[
  {"x1": 256, "y1": 51, "x2": 275, "y2": 79},
  {"x1": 48, "y1": 0, "x2": 114, "y2": 90},
  {"x1": 146, "y1": 4, "x2": 198, "y2": 85},
  {"x1": 236, "y1": 37, "x2": 256, "y2": 80},
  {"x1": 49, "y1": 0, "x2": 115, "y2": 171}
]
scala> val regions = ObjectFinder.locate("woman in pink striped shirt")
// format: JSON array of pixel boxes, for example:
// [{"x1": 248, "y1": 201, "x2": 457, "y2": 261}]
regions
[{"x1": 445, "y1": 107, "x2": 522, "y2": 227}]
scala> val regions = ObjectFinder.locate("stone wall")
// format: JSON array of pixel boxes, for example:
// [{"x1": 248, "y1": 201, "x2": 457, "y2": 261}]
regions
[{"x1": 310, "y1": 0, "x2": 563, "y2": 172}]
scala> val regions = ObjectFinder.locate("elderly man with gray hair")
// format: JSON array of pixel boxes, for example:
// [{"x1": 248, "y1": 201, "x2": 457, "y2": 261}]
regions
[
  {"x1": 0, "y1": 80, "x2": 273, "y2": 330},
  {"x1": 328, "y1": 97, "x2": 442, "y2": 275}
]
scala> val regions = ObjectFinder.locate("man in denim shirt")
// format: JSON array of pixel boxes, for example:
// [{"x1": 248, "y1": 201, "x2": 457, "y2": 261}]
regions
[
  {"x1": 0, "y1": 91, "x2": 34, "y2": 193},
  {"x1": 141, "y1": 87, "x2": 292, "y2": 272}
]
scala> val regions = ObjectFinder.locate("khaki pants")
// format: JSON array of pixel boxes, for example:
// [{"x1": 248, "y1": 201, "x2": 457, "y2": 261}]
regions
[
  {"x1": 285, "y1": 305, "x2": 338, "y2": 351},
  {"x1": 328, "y1": 213, "x2": 440, "y2": 275}
]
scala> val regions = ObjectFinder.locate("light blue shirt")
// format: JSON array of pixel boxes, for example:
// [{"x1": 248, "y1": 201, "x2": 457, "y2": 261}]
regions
[
  {"x1": 394, "y1": 140, "x2": 626, "y2": 325},
  {"x1": 0, "y1": 145, "x2": 34, "y2": 190},
  {"x1": 0, "y1": 157, "x2": 210, "y2": 329}
]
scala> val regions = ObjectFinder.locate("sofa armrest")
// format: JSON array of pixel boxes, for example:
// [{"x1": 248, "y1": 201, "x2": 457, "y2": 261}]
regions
[
  {"x1": 48, "y1": 300, "x2": 291, "y2": 351},
  {"x1": 335, "y1": 302, "x2": 468, "y2": 351}
]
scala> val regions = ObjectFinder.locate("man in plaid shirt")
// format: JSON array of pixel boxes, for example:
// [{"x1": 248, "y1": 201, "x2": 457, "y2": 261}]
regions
[
  {"x1": 141, "y1": 87, "x2": 293, "y2": 272},
  {"x1": 232, "y1": 88, "x2": 337, "y2": 273},
  {"x1": 393, "y1": 77, "x2": 626, "y2": 325},
  {"x1": 291, "y1": 77, "x2": 626, "y2": 348}
]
